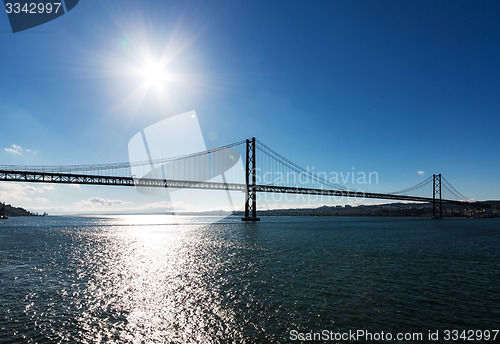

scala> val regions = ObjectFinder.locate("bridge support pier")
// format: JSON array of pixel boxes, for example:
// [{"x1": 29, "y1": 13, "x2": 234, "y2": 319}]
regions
[
  {"x1": 242, "y1": 137, "x2": 260, "y2": 222},
  {"x1": 432, "y1": 173, "x2": 443, "y2": 219}
]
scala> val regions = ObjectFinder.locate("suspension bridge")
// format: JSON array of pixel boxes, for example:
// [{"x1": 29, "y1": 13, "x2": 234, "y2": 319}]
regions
[{"x1": 0, "y1": 138, "x2": 474, "y2": 220}]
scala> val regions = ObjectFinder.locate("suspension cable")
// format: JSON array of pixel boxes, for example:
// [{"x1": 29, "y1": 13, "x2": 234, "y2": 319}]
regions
[
  {"x1": 389, "y1": 176, "x2": 433, "y2": 195},
  {"x1": 256, "y1": 139, "x2": 349, "y2": 190},
  {"x1": 442, "y1": 176, "x2": 469, "y2": 200},
  {"x1": 0, "y1": 140, "x2": 246, "y2": 173},
  {"x1": 442, "y1": 183, "x2": 464, "y2": 200}
]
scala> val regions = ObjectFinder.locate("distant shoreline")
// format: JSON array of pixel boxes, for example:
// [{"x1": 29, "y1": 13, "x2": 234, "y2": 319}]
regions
[
  {"x1": 233, "y1": 201, "x2": 500, "y2": 218},
  {"x1": 2, "y1": 200, "x2": 498, "y2": 218}
]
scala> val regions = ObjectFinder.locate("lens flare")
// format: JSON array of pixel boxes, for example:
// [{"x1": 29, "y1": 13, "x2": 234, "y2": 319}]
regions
[{"x1": 139, "y1": 60, "x2": 168, "y2": 88}]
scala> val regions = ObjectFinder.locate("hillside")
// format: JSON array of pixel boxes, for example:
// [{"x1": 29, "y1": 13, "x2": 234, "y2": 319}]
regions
[
  {"x1": 0, "y1": 202, "x2": 36, "y2": 217},
  {"x1": 234, "y1": 201, "x2": 500, "y2": 218}
]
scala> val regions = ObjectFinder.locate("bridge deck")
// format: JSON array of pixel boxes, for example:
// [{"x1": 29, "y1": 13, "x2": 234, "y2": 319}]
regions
[
  {"x1": 0, "y1": 170, "x2": 471, "y2": 206},
  {"x1": 0, "y1": 170, "x2": 246, "y2": 191}
]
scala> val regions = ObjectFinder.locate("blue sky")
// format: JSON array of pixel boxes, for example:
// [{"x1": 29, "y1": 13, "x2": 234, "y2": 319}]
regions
[{"x1": 1, "y1": 1, "x2": 499, "y2": 214}]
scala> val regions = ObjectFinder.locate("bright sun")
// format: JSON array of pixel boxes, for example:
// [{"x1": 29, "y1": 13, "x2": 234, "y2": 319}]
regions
[
  {"x1": 139, "y1": 60, "x2": 169, "y2": 88},
  {"x1": 105, "y1": 34, "x2": 193, "y2": 112}
]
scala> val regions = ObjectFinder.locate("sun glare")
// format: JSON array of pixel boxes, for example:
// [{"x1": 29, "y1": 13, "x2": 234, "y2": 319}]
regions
[
  {"x1": 138, "y1": 60, "x2": 170, "y2": 88},
  {"x1": 101, "y1": 25, "x2": 199, "y2": 114}
]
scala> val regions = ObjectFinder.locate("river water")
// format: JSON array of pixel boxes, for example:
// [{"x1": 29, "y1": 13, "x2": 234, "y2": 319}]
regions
[{"x1": 1, "y1": 216, "x2": 499, "y2": 343}]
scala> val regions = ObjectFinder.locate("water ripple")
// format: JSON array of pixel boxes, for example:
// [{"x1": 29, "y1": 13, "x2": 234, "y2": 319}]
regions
[{"x1": 0, "y1": 216, "x2": 499, "y2": 342}]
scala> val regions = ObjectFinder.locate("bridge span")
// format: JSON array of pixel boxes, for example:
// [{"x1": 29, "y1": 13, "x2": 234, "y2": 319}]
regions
[{"x1": 0, "y1": 137, "x2": 474, "y2": 220}]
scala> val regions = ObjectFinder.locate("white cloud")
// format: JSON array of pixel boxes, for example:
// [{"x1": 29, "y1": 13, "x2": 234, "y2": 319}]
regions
[
  {"x1": 66, "y1": 198, "x2": 194, "y2": 214},
  {"x1": 0, "y1": 183, "x2": 56, "y2": 202},
  {"x1": 24, "y1": 185, "x2": 55, "y2": 193},
  {"x1": 75, "y1": 197, "x2": 132, "y2": 207},
  {"x1": 137, "y1": 200, "x2": 191, "y2": 212},
  {"x1": 68, "y1": 184, "x2": 81, "y2": 189},
  {"x1": 37, "y1": 199, "x2": 188, "y2": 215},
  {"x1": 4, "y1": 144, "x2": 23, "y2": 155},
  {"x1": 417, "y1": 170, "x2": 425, "y2": 175},
  {"x1": 24, "y1": 148, "x2": 38, "y2": 155},
  {"x1": 4, "y1": 144, "x2": 38, "y2": 156}
]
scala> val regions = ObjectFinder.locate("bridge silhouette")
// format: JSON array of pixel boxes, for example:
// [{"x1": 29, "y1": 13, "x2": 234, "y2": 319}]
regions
[{"x1": 0, "y1": 138, "x2": 473, "y2": 220}]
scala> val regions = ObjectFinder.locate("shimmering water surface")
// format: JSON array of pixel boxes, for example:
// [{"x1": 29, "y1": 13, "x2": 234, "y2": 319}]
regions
[{"x1": 1, "y1": 216, "x2": 499, "y2": 343}]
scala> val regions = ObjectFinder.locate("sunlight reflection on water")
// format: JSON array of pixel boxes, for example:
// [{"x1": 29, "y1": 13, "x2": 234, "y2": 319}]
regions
[
  {"x1": 1, "y1": 216, "x2": 499, "y2": 343},
  {"x1": 70, "y1": 215, "x2": 243, "y2": 343}
]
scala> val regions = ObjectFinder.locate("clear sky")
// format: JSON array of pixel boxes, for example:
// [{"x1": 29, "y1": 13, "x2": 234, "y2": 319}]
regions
[{"x1": 1, "y1": 0, "x2": 499, "y2": 214}]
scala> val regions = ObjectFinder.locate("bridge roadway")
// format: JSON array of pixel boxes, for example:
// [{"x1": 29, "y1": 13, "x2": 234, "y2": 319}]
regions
[{"x1": 0, "y1": 169, "x2": 469, "y2": 206}]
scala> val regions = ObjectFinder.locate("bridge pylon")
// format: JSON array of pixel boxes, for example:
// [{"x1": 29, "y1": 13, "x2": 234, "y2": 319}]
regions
[
  {"x1": 432, "y1": 173, "x2": 443, "y2": 219},
  {"x1": 242, "y1": 137, "x2": 260, "y2": 222}
]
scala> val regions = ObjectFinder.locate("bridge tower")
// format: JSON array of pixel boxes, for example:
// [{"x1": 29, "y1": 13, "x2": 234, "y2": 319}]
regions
[
  {"x1": 432, "y1": 173, "x2": 443, "y2": 219},
  {"x1": 242, "y1": 137, "x2": 260, "y2": 221}
]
